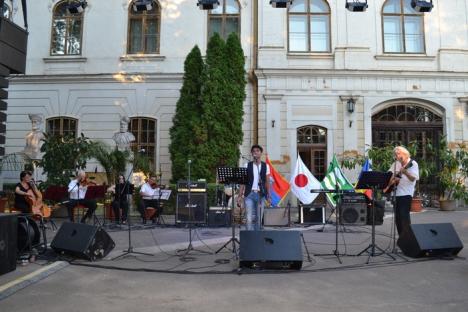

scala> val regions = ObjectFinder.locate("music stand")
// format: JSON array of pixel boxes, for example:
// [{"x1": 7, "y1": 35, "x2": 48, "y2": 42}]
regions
[
  {"x1": 215, "y1": 167, "x2": 248, "y2": 258},
  {"x1": 355, "y1": 171, "x2": 394, "y2": 263},
  {"x1": 84, "y1": 185, "x2": 107, "y2": 226},
  {"x1": 148, "y1": 189, "x2": 171, "y2": 226}
]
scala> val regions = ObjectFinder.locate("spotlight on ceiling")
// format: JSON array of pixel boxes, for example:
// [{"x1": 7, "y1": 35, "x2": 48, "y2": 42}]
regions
[
  {"x1": 270, "y1": 0, "x2": 293, "y2": 8},
  {"x1": 197, "y1": 0, "x2": 220, "y2": 10},
  {"x1": 345, "y1": 0, "x2": 368, "y2": 12},
  {"x1": 66, "y1": 1, "x2": 87, "y2": 14},
  {"x1": 133, "y1": 0, "x2": 153, "y2": 12},
  {"x1": 411, "y1": 0, "x2": 433, "y2": 12}
]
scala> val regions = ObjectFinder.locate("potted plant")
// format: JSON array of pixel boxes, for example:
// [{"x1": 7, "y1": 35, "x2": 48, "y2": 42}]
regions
[{"x1": 436, "y1": 139, "x2": 468, "y2": 211}]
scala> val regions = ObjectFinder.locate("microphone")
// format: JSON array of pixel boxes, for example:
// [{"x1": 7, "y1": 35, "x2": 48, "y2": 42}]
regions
[
  {"x1": 241, "y1": 155, "x2": 250, "y2": 161},
  {"x1": 139, "y1": 148, "x2": 146, "y2": 153},
  {"x1": 188, "y1": 159, "x2": 192, "y2": 164}
]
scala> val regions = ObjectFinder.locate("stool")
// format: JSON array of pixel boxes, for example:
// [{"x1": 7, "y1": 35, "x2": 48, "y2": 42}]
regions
[{"x1": 145, "y1": 207, "x2": 157, "y2": 220}]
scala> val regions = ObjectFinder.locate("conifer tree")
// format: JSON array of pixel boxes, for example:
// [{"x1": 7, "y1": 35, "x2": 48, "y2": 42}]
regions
[{"x1": 169, "y1": 46, "x2": 204, "y2": 182}]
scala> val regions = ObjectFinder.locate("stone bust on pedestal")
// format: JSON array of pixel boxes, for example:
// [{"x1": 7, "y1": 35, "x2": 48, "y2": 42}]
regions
[
  {"x1": 112, "y1": 115, "x2": 135, "y2": 152},
  {"x1": 23, "y1": 114, "x2": 45, "y2": 160}
]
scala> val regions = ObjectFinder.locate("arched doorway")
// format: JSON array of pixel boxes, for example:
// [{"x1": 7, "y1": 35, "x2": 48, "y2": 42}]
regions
[
  {"x1": 372, "y1": 103, "x2": 444, "y2": 192},
  {"x1": 297, "y1": 125, "x2": 327, "y2": 180}
]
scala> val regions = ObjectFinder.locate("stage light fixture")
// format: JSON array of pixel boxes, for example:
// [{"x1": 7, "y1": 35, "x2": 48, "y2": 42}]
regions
[
  {"x1": 345, "y1": 0, "x2": 368, "y2": 12},
  {"x1": 197, "y1": 0, "x2": 220, "y2": 10},
  {"x1": 411, "y1": 0, "x2": 433, "y2": 12},
  {"x1": 270, "y1": 0, "x2": 293, "y2": 8},
  {"x1": 66, "y1": 1, "x2": 87, "y2": 14},
  {"x1": 132, "y1": 0, "x2": 153, "y2": 12}
]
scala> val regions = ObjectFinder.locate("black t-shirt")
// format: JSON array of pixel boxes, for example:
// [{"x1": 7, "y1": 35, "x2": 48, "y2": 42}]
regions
[{"x1": 14, "y1": 183, "x2": 31, "y2": 213}]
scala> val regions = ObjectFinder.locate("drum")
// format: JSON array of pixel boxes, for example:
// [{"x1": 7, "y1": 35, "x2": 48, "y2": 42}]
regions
[
  {"x1": 17, "y1": 215, "x2": 41, "y2": 254},
  {"x1": 228, "y1": 195, "x2": 245, "y2": 225}
]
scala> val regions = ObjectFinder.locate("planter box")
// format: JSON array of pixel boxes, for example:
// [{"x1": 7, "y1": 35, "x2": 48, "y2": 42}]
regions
[{"x1": 0, "y1": 17, "x2": 28, "y2": 74}]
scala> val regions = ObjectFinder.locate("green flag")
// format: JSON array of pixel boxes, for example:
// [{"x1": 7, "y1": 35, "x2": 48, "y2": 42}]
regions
[{"x1": 321, "y1": 155, "x2": 354, "y2": 206}]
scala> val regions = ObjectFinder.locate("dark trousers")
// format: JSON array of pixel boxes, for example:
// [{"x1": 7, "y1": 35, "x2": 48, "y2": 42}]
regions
[
  {"x1": 111, "y1": 200, "x2": 129, "y2": 222},
  {"x1": 66, "y1": 199, "x2": 97, "y2": 222},
  {"x1": 138, "y1": 199, "x2": 161, "y2": 220},
  {"x1": 395, "y1": 195, "x2": 412, "y2": 236}
]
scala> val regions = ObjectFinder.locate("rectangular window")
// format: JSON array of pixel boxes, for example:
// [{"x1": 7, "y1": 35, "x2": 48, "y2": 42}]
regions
[
  {"x1": 289, "y1": 15, "x2": 308, "y2": 52},
  {"x1": 310, "y1": 15, "x2": 329, "y2": 52},
  {"x1": 404, "y1": 16, "x2": 424, "y2": 53},
  {"x1": 384, "y1": 16, "x2": 403, "y2": 53}
]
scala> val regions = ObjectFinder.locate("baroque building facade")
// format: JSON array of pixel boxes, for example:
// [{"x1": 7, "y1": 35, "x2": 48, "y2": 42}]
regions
[{"x1": 3, "y1": 0, "x2": 468, "y2": 184}]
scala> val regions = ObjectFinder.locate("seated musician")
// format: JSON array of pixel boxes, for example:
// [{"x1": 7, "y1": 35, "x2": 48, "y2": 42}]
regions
[
  {"x1": 109, "y1": 175, "x2": 131, "y2": 224},
  {"x1": 138, "y1": 175, "x2": 162, "y2": 224},
  {"x1": 65, "y1": 170, "x2": 97, "y2": 223},
  {"x1": 14, "y1": 171, "x2": 36, "y2": 213}
]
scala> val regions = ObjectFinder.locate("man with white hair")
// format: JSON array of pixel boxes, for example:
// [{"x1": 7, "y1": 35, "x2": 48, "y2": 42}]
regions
[
  {"x1": 387, "y1": 146, "x2": 419, "y2": 236},
  {"x1": 66, "y1": 170, "x2": 97, "y2": 223}
]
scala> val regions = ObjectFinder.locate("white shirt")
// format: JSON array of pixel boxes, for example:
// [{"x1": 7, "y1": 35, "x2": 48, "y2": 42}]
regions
[
  {"x1": 140, "y1": 182, "x2": 160, "y2": 200},
  {"x1": 244, "y1": 161, "x2": 270, "y2": 191},
  {"x1": 68, "y1": 179, "x2": 87, "y2": 200},
  {"x1": 389, "y1": 159, "x2": 419, "y2": 197}
]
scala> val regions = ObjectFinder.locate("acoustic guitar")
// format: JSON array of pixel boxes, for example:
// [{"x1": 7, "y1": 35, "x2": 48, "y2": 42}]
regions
[{"x1": 383, "y1": 160, "x2": 413, "y2": 194}]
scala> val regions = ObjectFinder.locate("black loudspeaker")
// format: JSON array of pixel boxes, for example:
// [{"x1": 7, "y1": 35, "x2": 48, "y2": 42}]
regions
[
  {"x1": 51, "y1": 222, "x2": 115, "y2": 261},
  {"x1": 239, "y1": 230, "x2": 303, "y2": 270},
  {"x1": 208, "y1": 207, "x2": 231, "y2": 227},
  {"x1": 176, "y1": 193, "x2": 207, "y2": 224},
  {"x1": 397, "y1": 223, "x2": 464, "y2": 258},
  {"x1": 0, "y1": 213, "x2": 18, "y2": 275},
  {"x1": 340, "y1": 193, "x2": 367, "y2": 225}
]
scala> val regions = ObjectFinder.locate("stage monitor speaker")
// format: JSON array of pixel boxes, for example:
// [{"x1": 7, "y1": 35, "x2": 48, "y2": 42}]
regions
[
  {"x1": 397, "y1": 223, "x2": 463, "y2": 258},
  {"x1": 0, "y1": 213, "x2": 18, "y2": 275},
  {"x1": 51, "y1": 222, "x2": 115, "y2": 261},
  {"x1": 176, "y1": 193, "x2": 207, "y2": 224},
  {"x1": 239, "y1": 230, "x2": 303, "y2": 270},
  {"x1": 264, "y1": 208, "x2": 289, "y2": 226},
  {"x1": 340, "y1": 193, "x2": 367, "y2": 225},
  {"x1": 208, "y1": 207, "x2": 231, "y2": 227}
]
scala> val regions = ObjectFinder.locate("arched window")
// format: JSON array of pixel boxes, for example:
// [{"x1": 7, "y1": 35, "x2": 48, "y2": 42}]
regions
[
  {"x1": 50, "y1": 1, "x2": 84, "y2": 55},
  {"x1": 382, "y1": 0, "x2": 425, "y2": 53},
  {"x1": 46, "y1": 117, "x2": 78, "y2": 137},
  {"x1": 288, "y1": 0, "x2": 331, "y2": 52},
  {"x1": 2, "y1": 1, "x2": 12, "y2": 20},
  {"x1": 127, "y1": 1, "x2": 161, "y2": 54},
  {"x1": 297, "y1": 125, "x2": 327, "y2": 180},
  {"x1": 208, "y1": 0, "x2": 240, "y2": 40},
  {"x1": 130, "y1": 117, "x2": 157, "y2": 168}
]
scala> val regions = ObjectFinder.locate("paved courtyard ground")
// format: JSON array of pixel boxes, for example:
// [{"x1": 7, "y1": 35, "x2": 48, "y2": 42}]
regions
[{"x1": 1, "y1": 207, "x2": 467, "y2": 312}]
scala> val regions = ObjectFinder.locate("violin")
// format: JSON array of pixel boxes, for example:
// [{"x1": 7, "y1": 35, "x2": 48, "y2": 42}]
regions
[
  {"x1": 80, "y1": 177, "x2": 97, "y2": 187},
  {"x1": 149, "y1": 180, "x2": 158, "y2": 189}
]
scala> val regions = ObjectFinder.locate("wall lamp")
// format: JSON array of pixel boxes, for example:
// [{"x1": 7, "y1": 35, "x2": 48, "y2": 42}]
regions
[
  {"x1": 66, "y1": 1, "x2": 87, "y2": 14},
  {"x1": 411, "y1": 0, "x2": 433, "y2": 12},
  {"x1": 197, "y1": 0, "x2": 220, "y2": 10},
  {"x1": 347, "y1": 98, "x2": 355, "y2": 114},
  {"x1": 132, "y1": 0, "x2": 153, "y2": 12},
  {"x1": 345, "y1": 0, "x2": 368, "y2": 12},
  {"x1": 270, "y1": 0, "x2": 293, "y2": 8}
]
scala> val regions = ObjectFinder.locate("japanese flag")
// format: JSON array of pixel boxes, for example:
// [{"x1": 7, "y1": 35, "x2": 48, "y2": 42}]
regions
[{"x1": 290, "y1": 155, "x2": 322, "y2": 204}]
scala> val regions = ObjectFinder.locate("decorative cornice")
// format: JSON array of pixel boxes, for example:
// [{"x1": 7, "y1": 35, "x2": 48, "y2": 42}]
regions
[
  {"x1": 374, "y1": 54, "x2": 436, "y2": 61},
  {"x1": 119, "y1": 55, "x2": 166, "y2": 62},
  {"x1": 43, "y1": 57, "x2": 87, "y2": 63}
]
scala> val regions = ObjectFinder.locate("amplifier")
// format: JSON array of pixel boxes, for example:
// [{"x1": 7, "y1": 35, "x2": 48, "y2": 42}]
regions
[
  {"x1": 299, "y1": 205, "x2": 325, "y2": 224},
  {"x1": 177, "y1": 180, "x2": 207, "y2": 192},
  {"x1": 340, "y1": 193, "x2": 367, "y2": 225},
  {"x1": 208, "y1": 206, "x2": 231, "y2": 227},
  {"x1": 176, "y1": 193, "x2": 207, "y2": 224}
]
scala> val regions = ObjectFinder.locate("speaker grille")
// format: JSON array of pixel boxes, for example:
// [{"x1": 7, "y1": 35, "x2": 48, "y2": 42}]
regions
[
  {"x1": 340, "y1": 203, "x2": 367, "y2": 225},
  {"x1": 176, "y1": 193, "x2": 207, "y2": 224}
]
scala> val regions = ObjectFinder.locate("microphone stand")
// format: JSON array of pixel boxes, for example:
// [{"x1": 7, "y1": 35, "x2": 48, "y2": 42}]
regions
[
  {"x1": 112, "y1": 160, "x2": 154, "y2": 260},
  {"x1": 177, "y1": 159, "x2": 211, "y2": 259}
]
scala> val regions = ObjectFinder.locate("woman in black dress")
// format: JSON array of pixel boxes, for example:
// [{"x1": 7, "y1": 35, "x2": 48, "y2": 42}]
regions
[
  {"x1": 14, "y1": 171, "x2": 35, "y2": 213},
  {"x1": 111, "y1": 175, "x2": 131, "y2": 224}
]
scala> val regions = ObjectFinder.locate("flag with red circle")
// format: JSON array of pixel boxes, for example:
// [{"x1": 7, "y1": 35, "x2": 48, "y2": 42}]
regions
[{"x1": 290, "y1": 155, "x2": 321, "y2": 204}]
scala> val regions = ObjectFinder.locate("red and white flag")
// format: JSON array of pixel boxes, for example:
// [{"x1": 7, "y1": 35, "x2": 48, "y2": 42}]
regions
[{"x1": 290, "y1": 155, "x2": 321, "y2": 204}]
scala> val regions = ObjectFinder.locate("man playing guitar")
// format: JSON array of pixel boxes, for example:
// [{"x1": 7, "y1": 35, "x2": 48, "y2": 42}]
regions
[{"x1": 386, "y1": 146, "x2": 419, "y2": 236}]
